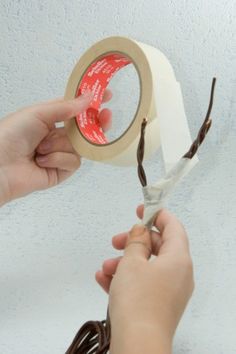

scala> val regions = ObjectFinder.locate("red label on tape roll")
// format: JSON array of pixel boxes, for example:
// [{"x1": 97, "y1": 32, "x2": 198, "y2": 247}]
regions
[{"x1": 76, "y1": 53, "x2": 131, "y2": 144}]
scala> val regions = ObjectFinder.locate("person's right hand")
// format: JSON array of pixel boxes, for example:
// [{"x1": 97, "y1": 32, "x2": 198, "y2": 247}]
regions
[
  {"x1": 96, "y1": 206, "x2": 194, "y2": 354},
  {"x1": 0, "y1": 90, "x2": 112, "y2": 206}
]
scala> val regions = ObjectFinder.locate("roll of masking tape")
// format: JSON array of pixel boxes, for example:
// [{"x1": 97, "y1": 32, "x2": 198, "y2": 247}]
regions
[{"x1": 64, "y1": 36, "x2": 198, "y2": 172}]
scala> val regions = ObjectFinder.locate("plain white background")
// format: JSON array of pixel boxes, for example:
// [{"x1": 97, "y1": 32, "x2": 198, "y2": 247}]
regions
[{"x1": 0, "y1": 1, "x2": 236, "y2": 353}]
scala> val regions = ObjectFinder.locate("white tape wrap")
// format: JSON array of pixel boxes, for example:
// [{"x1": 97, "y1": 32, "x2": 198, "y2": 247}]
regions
[
  {"x1": 142, "y1": 158, "x2": 193, "y2": 228},
  {"x1": 65, "y1": 36, "x2": 198, "y2": 171}
]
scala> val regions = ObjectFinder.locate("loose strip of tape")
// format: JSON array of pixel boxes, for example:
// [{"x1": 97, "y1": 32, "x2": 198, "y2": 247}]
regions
[{"x1": 64, "y1": 36, "x2": 198, "y2": 172}]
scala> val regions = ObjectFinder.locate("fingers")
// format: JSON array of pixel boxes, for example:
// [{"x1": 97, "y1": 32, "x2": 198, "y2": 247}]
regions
[
  {"x1": 33, "y1": 92, "x2": 93, "y2": 127},
  {"x1": 36, "y1": 151, "x2": 81, "y2": 171},
  {"x1": 28, "y1": 88, "x2": 111, "y2": 133},
  {"x1": 98, "y1": 108, "x2": 112, "y2": 132},
  {"x1": 37, "y1": 135, "x2": 73, "y2": 155},
  {"x1": 112, "y1": 229, "x2": 162, "y2": 256},
  {"x1": 124, "y1": 225, "x2": 152, "y2": 260},
  {"x1": 136, "y1": 204, "x2": 144, "y2": 219},
  {"x1": 36, "y1": 97, "x2": 64, "y2": 106},
  {"x1": 96, "y1": 256, "x2": 122, "y2": 293},
  {"x1": 40, "y1": 88, "x2": 111, "y2": 107},
  {"x1": 98, "y1": 89, "x2": 112, "y2": 131},
  {"x1": 102, "y1": 89, "x2": 112, "y2": 103},
  {"x1": 136, "y1": 204, "x2": 189, "y2": 257},
  {"x1": 37, "y1": 111, "x2": 112, "y2": 155},
  {"x1": 112, "y1": 232, "x2": 128, "y2": 250},
  {"x1": 102, "y1": 256, "x2": 122, "y2": 276},
  {"x1": 95, "y1": 270, "x2": 112, "y2": 294}
]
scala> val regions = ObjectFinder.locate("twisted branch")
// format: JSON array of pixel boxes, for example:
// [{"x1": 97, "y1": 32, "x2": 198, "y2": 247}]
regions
[
  {"x1": 137, "y1": 118, "x2": 148, "y2": 187},
  {"x1": 183, "y1": 78, "x2": 216, "y2": 158}
]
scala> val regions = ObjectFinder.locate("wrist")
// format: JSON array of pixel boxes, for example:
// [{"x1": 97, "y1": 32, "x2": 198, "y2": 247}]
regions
[{"x1": 110, "y1": 320, "x2": 172, "y2": 354}]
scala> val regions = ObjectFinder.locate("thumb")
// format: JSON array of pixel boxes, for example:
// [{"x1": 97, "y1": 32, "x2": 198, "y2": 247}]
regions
[
  {"x1": 33, "y1": 92, "x2": 93, "y2": 126},
  {"x1": 124, "y1": 224, "x2": 151, "y2": 260}
]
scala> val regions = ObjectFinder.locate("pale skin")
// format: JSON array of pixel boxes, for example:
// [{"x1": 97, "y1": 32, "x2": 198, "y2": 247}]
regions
[
  {"x1": 0, "y1": 90, "x2": 112, "y2": 205},
  {"x1": 0, "y1": 92, "x2": 194, "y2": 353},
  {"x1": 97, "y1": 207, "x2": 194, "y2": 354}
]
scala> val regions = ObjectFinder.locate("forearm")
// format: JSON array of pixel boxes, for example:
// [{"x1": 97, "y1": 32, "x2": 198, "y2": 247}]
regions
[{"x1": 110, "y1": 322, "x2": 172, "y2": 354}]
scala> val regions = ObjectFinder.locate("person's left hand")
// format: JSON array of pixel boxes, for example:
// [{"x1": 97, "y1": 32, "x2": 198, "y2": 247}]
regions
[{"x1": 0, "y1": 90, "x2": 112, "y2": 206}]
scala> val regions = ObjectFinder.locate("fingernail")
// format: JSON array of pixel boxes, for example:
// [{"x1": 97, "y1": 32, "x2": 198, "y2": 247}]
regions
[
  {"x1": 37, "y1": 155, "x2": 48, "y2": 163},
  {"x1": 39, "y1": 141, "x2": 51, "y2": 151}
]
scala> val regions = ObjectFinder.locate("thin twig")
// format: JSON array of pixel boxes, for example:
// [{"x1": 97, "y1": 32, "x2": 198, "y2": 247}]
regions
[
  {"x1": 137, "y1": 118, "x2": 148, "y2": 187},
  {"x1": 183, "y1": 78, "x2": 216, "y2": 159}
]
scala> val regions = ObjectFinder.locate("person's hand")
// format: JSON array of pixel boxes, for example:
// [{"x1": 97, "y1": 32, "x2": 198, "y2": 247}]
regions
[
  {"x1": 96, "y1": 206, "x2": 194, "y2": 354},
  {"x1": 0, "y1": 90, "x2": 112, "y2": 206}
]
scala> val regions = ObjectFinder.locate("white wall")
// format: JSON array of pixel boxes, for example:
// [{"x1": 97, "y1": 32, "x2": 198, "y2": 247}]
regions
[{"x1": 0, "y1": 1, "x2": 236, "y2": 353}]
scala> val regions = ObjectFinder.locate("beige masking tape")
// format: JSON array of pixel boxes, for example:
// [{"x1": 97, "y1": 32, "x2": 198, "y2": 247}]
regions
[{"x1": 64, "y1": 36, "x2": 198, "y2": 172}]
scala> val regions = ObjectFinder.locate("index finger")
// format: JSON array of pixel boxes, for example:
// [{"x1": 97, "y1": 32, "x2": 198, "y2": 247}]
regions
[{"x1": 32, "y1": 93, "x2": 93, "y2": 128}]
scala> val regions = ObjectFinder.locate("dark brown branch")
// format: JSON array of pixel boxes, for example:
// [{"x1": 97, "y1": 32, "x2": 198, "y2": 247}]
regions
[
  {"x1": 66, "y1": 312, "x2": 110, "y2": 354},
  {"x1": 183, "y1": 78, "x2": 216, "y2": 159},
  {"x1": 137, "y1": 118, "x2": 148, "y2": 187}
]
